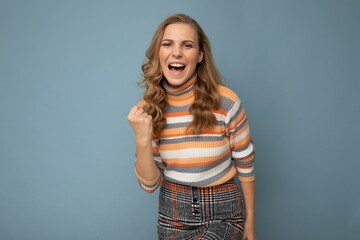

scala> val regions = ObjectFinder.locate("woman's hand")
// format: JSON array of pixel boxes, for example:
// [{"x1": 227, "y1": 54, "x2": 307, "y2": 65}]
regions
[
  {"x1": 127, "y1": 105, "x2": 153, "y2": 144},
  {"x1": 242, "y1": 218, "x2": 256, "y2": 240}
]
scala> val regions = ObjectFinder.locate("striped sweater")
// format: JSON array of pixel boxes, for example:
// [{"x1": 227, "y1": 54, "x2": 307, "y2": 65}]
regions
[{"x1": 135, "y1": 77, "x2": 255, "y2": 192}]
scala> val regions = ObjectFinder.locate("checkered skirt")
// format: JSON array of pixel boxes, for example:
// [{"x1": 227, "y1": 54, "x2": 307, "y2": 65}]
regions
[{"x1": 158, "y1": 179, "x2": 244, "y2": 240}]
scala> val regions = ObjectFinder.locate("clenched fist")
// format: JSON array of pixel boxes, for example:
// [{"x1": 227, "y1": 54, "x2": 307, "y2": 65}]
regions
[{"x1": 127, "y1": 105, "x2": 153, "y2": 144}]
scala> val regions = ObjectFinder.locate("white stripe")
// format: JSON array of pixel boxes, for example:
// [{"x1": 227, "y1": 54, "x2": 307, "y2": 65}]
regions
[
  {"x1": 166, "y1": 115, "x2": 193, "y2": 124},
  {"x1": 236, "y1": 165, "x2": 254, "y2": 174},
  {"x1": 214, "y1": 112, "x2": 226, "y2": 121},
  {"x1": 154, "y1": 156, "x2": 162, "y2": 163},
  {"x1": 166, "y1": 113, "x2": 226, "y2": 124},
  {"x1": 225, "y1": 98, "x2": 241, "y2": 124},
  {"x1": 164, "y1": 158, "x2": 231, "y2": 182},
  {"x1": 160, "y1": 143, "x2": 229, "y2": 159},
  {"x1": 230, "y1": 126, "x2": 250, "y2": 144},
  {"x1": 139, "y1": 181, "x2": 157, "y2": 191},
  {"x1": 232, "y1": 142, "x2": 254, "y2": 158}
]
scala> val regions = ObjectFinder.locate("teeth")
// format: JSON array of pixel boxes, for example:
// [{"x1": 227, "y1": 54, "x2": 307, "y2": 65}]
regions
[{"x1": 169, "y1": 63, "x2": 185, "y2": 67}]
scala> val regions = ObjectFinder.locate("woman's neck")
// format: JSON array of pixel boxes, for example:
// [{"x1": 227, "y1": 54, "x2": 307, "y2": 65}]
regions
[{"x1": 162, "y1": 73, "x2": 197, "y2": 102}]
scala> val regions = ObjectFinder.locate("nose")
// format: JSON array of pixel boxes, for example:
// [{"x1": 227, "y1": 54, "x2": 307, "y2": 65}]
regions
[{"x1": 172, "y1": 46, "x2": 183, "y2": 58}]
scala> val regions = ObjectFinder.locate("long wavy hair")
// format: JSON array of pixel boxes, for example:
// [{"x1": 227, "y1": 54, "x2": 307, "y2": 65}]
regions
[{"x1": 139, "y1": 13, "x2": 223, "y2": 137}]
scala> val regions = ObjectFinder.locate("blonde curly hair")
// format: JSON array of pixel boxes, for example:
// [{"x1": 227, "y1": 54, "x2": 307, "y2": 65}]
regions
[{"x1": 139, "y1": 13, "x2": 223, "y2": 137}]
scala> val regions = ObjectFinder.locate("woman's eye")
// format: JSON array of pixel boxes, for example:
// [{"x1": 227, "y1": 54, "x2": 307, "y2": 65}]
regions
[
  {"x1": 184, "y1": 44, "x2": 193, "y2": 48},
  {"x1": 162, "y1": 42, "x2": 172, "y2": 47}
]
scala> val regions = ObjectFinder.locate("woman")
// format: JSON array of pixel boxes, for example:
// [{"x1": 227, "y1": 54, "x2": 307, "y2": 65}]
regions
[{"x1": 128, "y1": 13, "x2": 256, "y2": 240}]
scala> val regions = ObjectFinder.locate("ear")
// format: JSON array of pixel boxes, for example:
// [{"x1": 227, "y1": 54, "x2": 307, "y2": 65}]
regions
[{"x1": 198, "y1": 51, "x2": 204, "y2": 63}]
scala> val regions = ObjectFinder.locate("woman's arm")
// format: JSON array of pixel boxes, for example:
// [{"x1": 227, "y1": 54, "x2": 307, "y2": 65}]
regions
[
  {"x1": 135, "y1": 137, "x2": 159, "y2": 182},
  {"x1": 128, "y1": 106, "x2": 160, "y2": 190},
  {"x1": 239, "y1": 181, "x2": 256, "y2": 240}
]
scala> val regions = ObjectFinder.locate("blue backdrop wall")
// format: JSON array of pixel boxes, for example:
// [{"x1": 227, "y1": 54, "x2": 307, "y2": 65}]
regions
[{"x1": 1, "y1": 0, "x2": 359, "y2": 239}]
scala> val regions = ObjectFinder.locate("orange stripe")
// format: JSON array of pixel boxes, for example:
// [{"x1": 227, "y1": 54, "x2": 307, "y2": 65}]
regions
[
  {"x1": 161, "y1": 125, "x2": 225, "y2": 137},
  {"x1": 231, "y1": 122, "x2": 249, "y2": 139},
  {"x1": 152, "y1": 147, "x2": 159, "y2": 153},
  {"x1": 161, "y1": 127, "x2": 188, "y2": 137},
  {"x1": 213, "y1": 109, "x2": 227, "y2": 116},
  {"x1": 205, "y1": 167, "x2": 237, "y2": 187},
  {"x1": 236, "y1": 153, "x2": 255, "y2": 163},
  {"x1": 228, "y1": 109, "x2": 246, "y2": 130},
  {"x1": 238, "y1": 165, "x2": 253, "y2": 169},
  {"x1": 159, "y1": 137, "x2": 228, "y2": 151},
  {"x1": 218, "y1": 86, "x2": 237, "y2": 101},
  {"x1": 164, "y1": 111, "x2": 191, "y2": 117},
  {"x1": 166, "y1": 96, "x2": 194, "y2": 106},
  {"x1": 162, "y1": 150, "x2": 231, "y2": 167},
  {"x1": 232, "y1": 134, "x2": 251, "y2": 149}
]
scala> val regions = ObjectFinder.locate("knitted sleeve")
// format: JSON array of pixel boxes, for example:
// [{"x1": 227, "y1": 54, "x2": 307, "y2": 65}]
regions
[
  {"x1": 225, "y1": 95, "x2": 255, "y2": 182},
  {"x1": 135, "y1": 139, "x2": 165, "y2": 193}
]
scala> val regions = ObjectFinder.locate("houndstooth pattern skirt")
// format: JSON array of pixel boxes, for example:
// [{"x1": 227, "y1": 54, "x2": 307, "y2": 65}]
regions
[{"x1": 158, "y1": 179, "x2": 244, "y2": 240}]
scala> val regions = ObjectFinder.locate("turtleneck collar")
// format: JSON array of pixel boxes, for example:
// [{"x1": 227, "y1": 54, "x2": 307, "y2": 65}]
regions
[{"x1": 162, "y1": 74, "x2": 197, "y2": 101}]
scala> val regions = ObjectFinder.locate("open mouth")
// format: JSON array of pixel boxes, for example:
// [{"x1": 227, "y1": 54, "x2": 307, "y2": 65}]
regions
[{"x1": 168, "y1": 63, "x2": 186, "y2": 73}]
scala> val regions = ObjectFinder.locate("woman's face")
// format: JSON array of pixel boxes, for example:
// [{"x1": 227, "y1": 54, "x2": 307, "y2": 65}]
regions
[{"x1": 159, "y1": 23, "x2": 203, "y2": 87}]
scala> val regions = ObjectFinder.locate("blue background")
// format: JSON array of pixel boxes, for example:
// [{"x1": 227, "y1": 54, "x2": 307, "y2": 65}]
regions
[{"x1": 1, "y1": 0, "x2": 359, "y2": 239}]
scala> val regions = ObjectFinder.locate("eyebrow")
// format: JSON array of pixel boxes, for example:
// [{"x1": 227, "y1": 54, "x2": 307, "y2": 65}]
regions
[{"x1": 161, "y1": 39, "x2": 196, "y2": 44}]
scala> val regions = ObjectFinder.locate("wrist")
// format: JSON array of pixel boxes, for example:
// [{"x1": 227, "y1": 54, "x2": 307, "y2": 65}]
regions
[
  {"x1": 245, "y1": 212, "x2": 255, "y2": 222},
  {"x1": 135, "y1": 137, "x2": 152, "y2": 146},
  {"x1": 244, "y1": 216, "x2": 255, "y2": 229}
]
